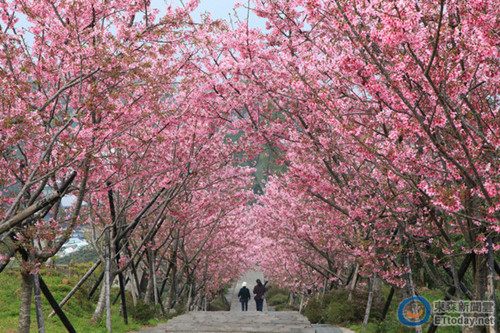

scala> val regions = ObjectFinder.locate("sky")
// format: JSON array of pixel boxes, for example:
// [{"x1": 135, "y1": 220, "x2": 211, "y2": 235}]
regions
[
  {"x1": 15, "y1": 0, "x2": 265, "y2": 30},
  {"x1": 14, "y1": 0, "x2": 267, "y2": 46},
  {"x1": 159, "y1": 0, "x2": 266, "y2": 28}
]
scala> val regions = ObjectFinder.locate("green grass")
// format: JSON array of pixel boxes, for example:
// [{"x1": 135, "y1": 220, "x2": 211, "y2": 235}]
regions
[{"x1": 0, "y1": 263, "x2": 165, "y2": 333}]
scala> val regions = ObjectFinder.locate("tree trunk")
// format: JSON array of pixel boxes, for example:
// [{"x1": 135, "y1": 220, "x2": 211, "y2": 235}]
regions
[
  {"x1": 427, "y1": 254, "x2": 473, "y2": 333},
  {"x1": 167, "y1": 259, "x2": 177, "y2": 313},
  {"x1": 92, "y1": 281, "x2": 107, "y2": 322},
  {"x1": 138, "y1": 268, "x2": 149, "y2": 299},
  {"x1": 121, "y1": 242, "x2": 141, "y2": 302},
  {"x1": 462, "y1": 240, "x2": 497, "y2": 333},
  {"x1": 186, "y1": 283, "x2": 193, "y2": 312},
  {"x1": 449, "y1": 257, "x2": 463, "y2": 298},
  {"x1": 348, "y1": 263, "x2": 359, "y2": 302},
  {"x1": 485, "y1": 237, "x2": 497, "y2": 333},
  {"x1": 463, "y1": 253, "x2": 488, "y2": 333},
  {"x1": 405, "y1": 255, "x2": 422, "y2": 333},
  {"x1": 19, "y1": 270, "x2": 33, "y2": 333},
  {"x1": 144, "y1": 273, "x2": 153, "y2": 304},
  {"x1": 34, "y1": 274, "x2": 46, "y2": 333},
  {"x1": 363, "y1": 277, "x2": 374, "y2": 328},
  {"x1": 129, "y1": 271, "x2": 138, "y2": 306},
  {"x1": 381, "y1": 286, "x2": 395, "y2": 321},
  {"x1": 88, "y1": 271, "x2": 104, "y2": 300},
  {"x1": 320, "y1": 278, "x2": 327, "y2": 306},
  {"x1": 151, "y1": 251, "x2": 159, "y2": 306},
  {"x1": 93, "y1": 231, "x2": 115, "y2": 327},
  {"x1": 105, "y1": 229, "x2": 112, "y2": 333}
]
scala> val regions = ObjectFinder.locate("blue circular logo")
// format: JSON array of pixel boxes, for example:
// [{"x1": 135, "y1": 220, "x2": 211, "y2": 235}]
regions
[{"x1": 397, "y1": 295, "x2": 431, "y2": 327}]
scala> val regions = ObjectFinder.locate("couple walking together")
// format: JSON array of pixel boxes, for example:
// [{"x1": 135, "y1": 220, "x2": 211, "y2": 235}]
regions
[{"x1": 238, "y1": 279, "x2": 267, "y2": 311}]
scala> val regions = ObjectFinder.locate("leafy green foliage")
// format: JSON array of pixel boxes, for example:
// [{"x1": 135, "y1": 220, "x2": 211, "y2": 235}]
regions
[
  {"x1": 303, "y1": 287, "x2": 386, "y2": 325},
  {"x1": 267, "y1": 294, "x2": 289, "y2": 306},
  {"x1": 265, "y1": 287, "x2": 299, "y2": 310},
  {"x1": 128, "y1": 300, "x2": 160, "y2": 324},
  {"x1": 303, "y1": 296, "x2": 324, "y2": 324},
  {"x1": 207, "y1": 294, "x2": 230, "y2": 311},
  {"x1": 275, "y1": 303, "x2": 298, "y2": 311},
  {"x1": 266, "y1": 287, "x2": 289, "y2": 300}
]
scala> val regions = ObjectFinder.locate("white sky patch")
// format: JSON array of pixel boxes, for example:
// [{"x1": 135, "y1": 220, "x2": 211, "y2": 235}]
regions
[
  {"x1": 61, "y1": 194, "x2": 77, "y2": 207},
  {"x1": 156, "y1": 0, "x2": 266, "y2": 28}
]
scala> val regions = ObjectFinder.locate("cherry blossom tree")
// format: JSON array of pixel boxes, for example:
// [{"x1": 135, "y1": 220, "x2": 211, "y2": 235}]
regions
[
  {"x1": 185, "y1": 1, "x2": 498, "y2": 331},
  {"x1": 0, "y1": 0, "x2": 254, "y2": 330}
]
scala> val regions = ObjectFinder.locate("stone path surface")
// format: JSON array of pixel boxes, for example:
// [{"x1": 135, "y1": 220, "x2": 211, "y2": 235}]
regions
[
  {"x1": 136, "y1": 270, "x2": 354, "y2": 333},
  {"x1": 161, "y1": 311, "x2": 315, "y2": 333}
]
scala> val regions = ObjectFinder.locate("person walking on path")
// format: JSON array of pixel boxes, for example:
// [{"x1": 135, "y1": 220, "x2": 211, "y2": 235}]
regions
[
  {"x1": 238, "y1": 282, "x2": 251, "y2": 311},
  {"x1": 253, "y1": 279, "x2": 267, "y2": 311}
]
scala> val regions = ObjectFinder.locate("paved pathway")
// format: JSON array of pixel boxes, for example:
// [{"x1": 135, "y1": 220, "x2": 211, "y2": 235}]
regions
[
  {"x1": 230, "y1": 269, "x2": 268, "y2": 312},
  {"x1": 160, "y1": 311, "x2": 315, "y2": 333},
  {"x1": 136, "y1": 270, "x2": 354, "y2": 333}
]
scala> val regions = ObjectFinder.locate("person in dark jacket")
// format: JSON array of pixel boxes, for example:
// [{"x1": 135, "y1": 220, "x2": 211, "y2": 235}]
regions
[
  {"x1": 238, "y1": 282, "x2": 251, "y2": 311},
  {"x1": 253, "y1": 279, "x2": 268, "y2": 311}
]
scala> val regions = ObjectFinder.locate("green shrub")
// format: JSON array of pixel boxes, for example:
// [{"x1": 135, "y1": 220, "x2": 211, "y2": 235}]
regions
[
  {"x1": 275, "y1": 303, "x2": 298, "y2": 311},
  {"x1": 128, "y1": 300, "x2": 158, "y2": 324},
  {"x1": 324, "y1": 297, "x2": 364, "y2": 324},
  {"x1": 303, "y1": 288, "x2": 386, "y2": 326},
  {"x1": 266, "y1": 287, "x2": 289, "y2": 299},
  {"x1": 267, "y1": 293, "x2": 289, "y2": 306},
  {"x1": 207, "y1": 296, "x2": 230, "y2": 311},
  {"x1": 303, "y1": 296, "x2": 325, "y2": 323},
  {"x1": 329, "y1": 289, "x2": 384, "y2": 325}
]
